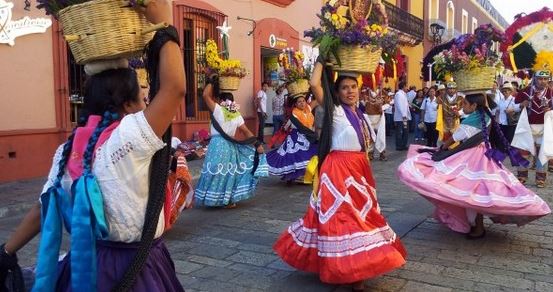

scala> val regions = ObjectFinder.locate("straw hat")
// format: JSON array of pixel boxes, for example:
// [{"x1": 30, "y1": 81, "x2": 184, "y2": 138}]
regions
[
  {"x1": 446, "y1": 81, "x2": 457, "y2": 89},
  {"x1": 501, "y1": 82, "x2": 514, "y2": 90}
]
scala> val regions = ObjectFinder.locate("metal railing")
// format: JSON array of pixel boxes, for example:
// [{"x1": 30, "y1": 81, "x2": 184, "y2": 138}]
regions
[
  {"x1": 381, "y1": 0, "x2": 424, "y2": 42},
  {"x1": 368, "y1": 1, "x2": 424, "y2": 43}
]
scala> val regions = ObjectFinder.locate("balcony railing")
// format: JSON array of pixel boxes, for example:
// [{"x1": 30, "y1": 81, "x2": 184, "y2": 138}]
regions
[{"x1": 369, "y1": 1, "x2": 424, "y2": 46}]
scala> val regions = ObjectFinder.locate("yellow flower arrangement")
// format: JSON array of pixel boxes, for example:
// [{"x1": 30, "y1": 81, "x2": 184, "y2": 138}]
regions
[
  {"x1": 206, "y1": 39, "x2": 247, "y2": 78},
  {"x1": 533, "y1": 51, "x2": 553, "y2": 73}
]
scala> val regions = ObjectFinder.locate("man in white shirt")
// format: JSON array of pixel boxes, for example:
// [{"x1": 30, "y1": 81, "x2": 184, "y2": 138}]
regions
[
  {"x1": 394, "y1": 81, "x2": 411, "y2": 150},
  {"x1": 407, "y1": 85, "x2": 417, "y2": 103},
  {"x1": 421, "y1": 86, "x2": 439, "y2": 147},
  {"x1": 256, "y1": 82, "x2": 269, "y2": 142}
]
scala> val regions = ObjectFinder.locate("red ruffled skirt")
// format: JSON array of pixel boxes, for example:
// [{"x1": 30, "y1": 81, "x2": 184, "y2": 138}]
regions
[{"x1": 273, "y1": 151, "x2": 407, "y2": 284}]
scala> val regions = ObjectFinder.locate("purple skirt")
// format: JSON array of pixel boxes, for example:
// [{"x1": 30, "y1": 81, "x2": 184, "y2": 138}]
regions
[
  {"x1": 56, "y1": 238, "x2": 184, "y2": 292},
  {"x1": 267, "y1": 129, "x2": 317, "y2": 181}
]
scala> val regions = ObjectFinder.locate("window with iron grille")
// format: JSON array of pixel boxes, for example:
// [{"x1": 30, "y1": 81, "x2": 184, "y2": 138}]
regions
[
  {"x1": 68, "y1": 50, "x2": 86, "y2": 124},
  {"x1": 179, "y1": 5, "x2": 226, "y2": 121}
]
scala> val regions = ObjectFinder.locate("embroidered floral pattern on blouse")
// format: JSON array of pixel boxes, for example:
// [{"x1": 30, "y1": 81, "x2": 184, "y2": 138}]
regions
[{"x1": 110, "y1": 142, "x2": 135, "y2": 165}]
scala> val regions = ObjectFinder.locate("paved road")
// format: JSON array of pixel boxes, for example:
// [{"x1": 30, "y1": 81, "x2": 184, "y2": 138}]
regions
[{"x1": 0, "y1": 143, "x2": 552, "y2": 291}]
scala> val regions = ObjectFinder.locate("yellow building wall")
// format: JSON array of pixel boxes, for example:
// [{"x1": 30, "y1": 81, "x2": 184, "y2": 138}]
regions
[{"x1": 406, "y1": 0, "x2": 424, "y2": 88}]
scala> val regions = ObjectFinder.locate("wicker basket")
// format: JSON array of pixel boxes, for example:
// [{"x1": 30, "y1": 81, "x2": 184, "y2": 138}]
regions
[
  {"x1": 59, "y1": 0, "x2": 158, "y2": 64},
  {"x1": 136, "y1": 68, "x2": 148, "y2": 88},
  {"x1": 287, "y1": 79, "x2": 310, "y2": 95},
  {"x1": 330, "y1": 45, "x2": 382, "y2": 74},
  {"x1": 453, "y1": 66, "x2": 497, "y2": 92},
  {"x1": 219, "y1": 76, "x2": 241, "y2": 91}
]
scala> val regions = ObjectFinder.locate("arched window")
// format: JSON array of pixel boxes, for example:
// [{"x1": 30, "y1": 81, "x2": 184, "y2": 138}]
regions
[
  {"x1": 446, "y1": 1, "x2": 455, "y2": 31},
  {"x1": 461, "y1": 9, "x2": 468, "y2": 34}
]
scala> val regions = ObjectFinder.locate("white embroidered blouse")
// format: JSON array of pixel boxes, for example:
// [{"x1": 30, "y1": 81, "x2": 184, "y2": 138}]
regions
[
  {"x1": 210, "y1": 104, "x2": 245, "y2": 137},
  {"x1": 41, "y1": 112, "x2": 166, "y2": 243}
]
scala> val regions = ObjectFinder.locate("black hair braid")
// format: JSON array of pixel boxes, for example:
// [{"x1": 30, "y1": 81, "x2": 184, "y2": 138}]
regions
[
  {"x1": 53, "y1": 128, "x2": 78, "y2": 187},
  {"x1": 317, "y1": 63, "x2": 339, "y2": 170},
  {"x1": 479, "y1": 108, "x2": 491, "y2": 150},
  {"x1": 82, "y1": 111, "x2": 119, "y2": 172},
  {"x1": 113, "y1": 26, "x2": 178, "y2": 292}
]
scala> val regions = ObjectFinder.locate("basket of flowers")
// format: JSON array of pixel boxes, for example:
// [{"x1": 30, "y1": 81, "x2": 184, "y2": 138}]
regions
[
  {"x1": 37, "y1": 0, "x2": 162, "y2": 64},
  {"x1": 206, "y1": 39, "x2": 247, "y2": 91},
  {"x1": 433, "y1": 24, "x2": 505, "y2": 91},
  {"x1": 305, "y1": 0, "x2": 393, "y2": 74},
  {"x1": 279, "y1": 48, "x2": 310, "y2": 95}
]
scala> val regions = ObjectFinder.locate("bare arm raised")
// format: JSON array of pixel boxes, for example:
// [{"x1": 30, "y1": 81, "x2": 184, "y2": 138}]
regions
[
  {"x1": 142, "y1": 0, "x2": 186, "y2": 138},
  {"x1": 309, "y1": 62, "x2": 325, "y2": 107},
  {"x1": 202, "y1": 83, "x2": 217, "y2": 113}
]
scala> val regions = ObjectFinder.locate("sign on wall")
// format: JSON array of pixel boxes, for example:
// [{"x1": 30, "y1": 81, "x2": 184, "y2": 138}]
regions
[
  {"x1": 269, "y1": 34, "x2": 288, "y2": 49},
  {"x1": 0, "y1": 0, "x2": 52, "y2": 46}
]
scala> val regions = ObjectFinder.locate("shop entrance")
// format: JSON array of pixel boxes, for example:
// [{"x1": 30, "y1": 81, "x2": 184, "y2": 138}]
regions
[{"x1": 261, "y1": 47, "x2": 283, "y2": 134}]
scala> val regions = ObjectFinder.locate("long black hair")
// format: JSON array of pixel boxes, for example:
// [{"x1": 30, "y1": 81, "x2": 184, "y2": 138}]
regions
[
  {"x1": 318, "y1": 65, "x2": 358, "y2": 169},
  {"x1": 464, "y1": 93, "x2": 527, "y2": 167}
]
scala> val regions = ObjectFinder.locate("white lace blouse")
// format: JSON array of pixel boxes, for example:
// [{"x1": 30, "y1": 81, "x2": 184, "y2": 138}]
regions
[
  {"x1": 41, "y1": 112, "x2": 166, "y2": 243},
  {"x1": 210, "y1": 104, "x2": 245, "y2": 137},
  {"x1": 331, "y1": 105, "x2": 376, "y2": 152}
]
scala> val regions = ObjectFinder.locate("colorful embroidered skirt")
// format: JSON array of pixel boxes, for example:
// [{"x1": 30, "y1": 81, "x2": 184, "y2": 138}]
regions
[
  {"x1": 273, "y1": 151, "x2": 407, "y2": 284},
  {"x1": 266, "y1": 129, "x2": 318, "y2": 181},
  {"x1": 195, "y1": 135, "x2": 268, "y2": 207},
  {"x1": 57, "y1": 238, "x2": 184, "y2": 291},
  {"x1": 397, "y1": 144, "x2": 551, "y2": 233}
]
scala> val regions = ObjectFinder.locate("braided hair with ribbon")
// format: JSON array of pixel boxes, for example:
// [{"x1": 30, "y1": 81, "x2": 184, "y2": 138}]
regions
[{"x1": 34, "y1": 68, "x2": 140, "y2": 291}]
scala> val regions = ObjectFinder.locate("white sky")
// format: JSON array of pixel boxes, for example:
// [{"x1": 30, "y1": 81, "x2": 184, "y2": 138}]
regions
[{"x1": 489, "y1": 0, "x2": 553, "y2": 24}]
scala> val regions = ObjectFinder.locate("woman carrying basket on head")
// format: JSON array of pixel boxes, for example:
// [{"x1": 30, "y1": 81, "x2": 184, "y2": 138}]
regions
[
  {"x1": 273, "y1": 60, "x2": 407, "y2": 291},
  {"x1": 0, "y1": 1, "x2": 187, "y2": 290},
  {"x1": 266, "y1": 91, "x2": 318, "y2": 183},
  {"x1": 194, "y1": 75, "x2": 268, "y2": 208}
]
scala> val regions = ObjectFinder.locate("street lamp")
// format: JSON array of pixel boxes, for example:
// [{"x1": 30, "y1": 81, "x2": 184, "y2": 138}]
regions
[{"x1": 430, "y1": 23, "x2": 445, "y2": 47}]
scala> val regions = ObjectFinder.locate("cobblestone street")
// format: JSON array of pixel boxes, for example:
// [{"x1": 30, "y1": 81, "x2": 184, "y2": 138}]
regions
[{"x1": 1, "y1": 145, "x2": 552, "y2": 291}]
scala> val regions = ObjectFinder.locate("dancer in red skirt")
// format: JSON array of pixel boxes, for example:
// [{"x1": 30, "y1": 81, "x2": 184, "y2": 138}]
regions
[{"x1": 273, "y1": 60, "x2": 407, "y2": 291}]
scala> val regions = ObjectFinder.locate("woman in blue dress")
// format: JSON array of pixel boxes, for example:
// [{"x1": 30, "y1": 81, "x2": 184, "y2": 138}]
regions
[{"x1": 194, "y1": 75, "x2": 268, "y2": 208}]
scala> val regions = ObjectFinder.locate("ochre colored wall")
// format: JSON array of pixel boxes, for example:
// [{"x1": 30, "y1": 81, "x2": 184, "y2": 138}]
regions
[{"x1": 0, "y1": 2, "x2": 56, "y2": 131}]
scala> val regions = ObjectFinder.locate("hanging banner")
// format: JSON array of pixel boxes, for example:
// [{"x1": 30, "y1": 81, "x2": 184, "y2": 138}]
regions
[{"x1": 0, "y1": 0, "x2": 52, "y2": 46}]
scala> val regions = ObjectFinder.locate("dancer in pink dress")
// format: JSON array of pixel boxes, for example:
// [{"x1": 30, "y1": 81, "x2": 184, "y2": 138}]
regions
[{"x1": 398, "y1": 93, "x2": 550, "y2": 238}]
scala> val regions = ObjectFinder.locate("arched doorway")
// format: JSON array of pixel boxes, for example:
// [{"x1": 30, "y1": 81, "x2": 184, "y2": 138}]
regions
[{"x1": 252, "y1": 18, "x2": 299, "y2": 136}]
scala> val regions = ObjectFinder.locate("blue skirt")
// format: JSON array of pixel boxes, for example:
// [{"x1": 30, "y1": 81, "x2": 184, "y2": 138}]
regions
[
  {"x1": 194, "y1": 135, "x2": 268, "y2": 207},
  {"x1": 266, "y1": 129, "x2": 317, "y2": 181},
  {"x1": 56, "y1": 238, "x2": 184, "y2": 291}
]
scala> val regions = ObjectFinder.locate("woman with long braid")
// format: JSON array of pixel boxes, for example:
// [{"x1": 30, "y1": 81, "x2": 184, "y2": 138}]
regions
[
  {"x1": 273, "y1": 61, "x2": 406, "y2": 291},
  {"x1": 398, "y1": 93, "x2": 550, "y2": 239},
  {"x1": 0, "y1": 1, "x2": 186, "y2": 290},
  {"x1": 194, "y1": 75, "x2": 267, "y2": 208}
]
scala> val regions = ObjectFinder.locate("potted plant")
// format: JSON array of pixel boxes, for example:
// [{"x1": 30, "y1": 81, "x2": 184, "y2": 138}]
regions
[
  {"x1": 278, "y1": 48, "x2": 311, "y2": 95},
  {"x1": 433, "y1": 24, "x2": 505, "y2": 91},
  {"x1": 304, "y1": 0, "x2": 392, "y2": 73},
  {"x1": 205, "y1": 39, "x2": 247, "y2": 91}
]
